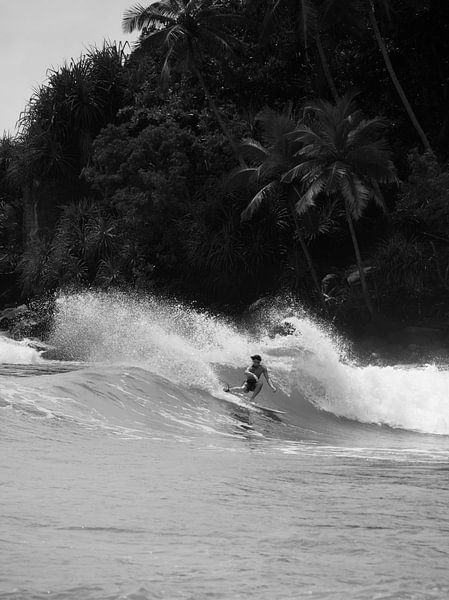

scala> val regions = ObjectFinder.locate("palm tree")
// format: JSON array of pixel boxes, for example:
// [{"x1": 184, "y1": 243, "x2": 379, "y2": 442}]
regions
[
  {"x1": 122, "y1": 0, "x2": 245, "y2": 160},
  {"x1": 230, "y1": 107, "x2": 326, "y2": 306},
  {"x1": 282, "y1": 94, "x2": 398, "y2": 316},
  {"x1": 366, "y1": 1, "x2": 432, "y2": 152},
  {"x1": 323, "y1": 0, "x2": 432, "y2": 152},
  {"x1": 252, "y1": 0, "x2": 339, "y2": 101}
]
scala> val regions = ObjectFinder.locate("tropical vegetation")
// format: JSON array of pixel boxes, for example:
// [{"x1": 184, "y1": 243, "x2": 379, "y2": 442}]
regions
[{"x1": 1, "y1": 0, "x2": 449, "y2": 339}]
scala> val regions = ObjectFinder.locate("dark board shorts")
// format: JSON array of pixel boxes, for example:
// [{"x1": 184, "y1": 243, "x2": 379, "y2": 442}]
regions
[{"x1": 243, "y1": 378, "x2": 257, "y2": 393}]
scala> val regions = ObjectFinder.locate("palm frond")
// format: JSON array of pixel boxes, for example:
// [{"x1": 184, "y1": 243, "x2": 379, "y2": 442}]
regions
[
  {"x1": 302, "y1": 198, "x2": 344, "y2": 240},
  {"x1": 137, "y1": 27, "x2": 173, "y2": 51},
  {"x1": 347, "y1": 117, "x2": 388, "y2": 147},
  {"x1": 159, "y1": 28, "x2": 189, "y2": 85},
  {"x1": 122, "y1": 3, "x2": 177, "y2": 33},
  {"x1": 324, "y1": 161, "x2": 348, "y2": 194},
  {"x1": 291, "y1": 125, "x2": 326, "y2": 149},
  {"x1": 163, "y1": 24, "x2": 189, "y2": 50},
  {"x1": 239, "y1": 138, "x2": 269, "y2": 163},
  {"x1": 346, "y1": 144, "x2": 397, "y2": 181},
  {"x1": 341, "y1": 175, "x2": 371, "y2": 219},
  {"x1": 257, "y1": 106, "x2": 297, "y2": 146},
  {"x1": 241, "y1": 181, "x2": 279, "y2": 221},
  {"x1": 281, "y1": 160, "x2": 313, "y2": 184},
  {"x1": 295, "y1": 178, "x2": 324, "y2": 214},
  {"x1": 226, "y1": 166, "x2": 260, "y2": 190}
]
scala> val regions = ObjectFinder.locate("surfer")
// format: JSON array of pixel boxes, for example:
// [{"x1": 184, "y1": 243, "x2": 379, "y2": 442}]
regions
[{"x1": 224, "y1": 354, "x2": 276, "y2": 401}]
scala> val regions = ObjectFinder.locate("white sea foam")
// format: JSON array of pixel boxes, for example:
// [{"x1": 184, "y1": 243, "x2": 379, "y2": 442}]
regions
[
  {"x1": 0, "y1": 334, "x2": 42, "y2": 364},
  {"x1": 46, "y1": 291, "x2": 449, "y2": 435},
  {"x1": 278, "y1": 316, "x2": 449, "y2": 435}
]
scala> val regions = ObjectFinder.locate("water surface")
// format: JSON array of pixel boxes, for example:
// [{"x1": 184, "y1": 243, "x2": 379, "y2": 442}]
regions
[{"x1": 2, "y1": 292, "x2": 449, "y2": 599}]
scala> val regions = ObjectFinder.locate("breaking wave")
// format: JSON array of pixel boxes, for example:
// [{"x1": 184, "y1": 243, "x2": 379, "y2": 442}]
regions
[{"x1": 1, "y1": 291, "x2": 449, "y2": 440}]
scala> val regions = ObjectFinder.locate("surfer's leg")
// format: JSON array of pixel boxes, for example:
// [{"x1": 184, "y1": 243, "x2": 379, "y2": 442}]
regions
[
  {"x1": 250, "y1": 381, "x2": 263, "y2": 401},
  {"x1": 229, "y1": 385, "x2": 245, "y2": 395}
]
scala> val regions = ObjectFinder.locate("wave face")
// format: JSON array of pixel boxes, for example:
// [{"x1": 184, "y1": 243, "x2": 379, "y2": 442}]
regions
[
  {"x1": 2, "y1": 291, "x2": 449, "y2": 440},
  {"x1": 46, "y1": 292, "x2": 449, "y2": 437}
]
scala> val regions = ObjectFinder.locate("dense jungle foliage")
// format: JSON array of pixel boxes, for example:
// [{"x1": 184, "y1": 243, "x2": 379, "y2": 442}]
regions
[{"x1": 1, "y1": 0, "x2": 449, "y2": 335}]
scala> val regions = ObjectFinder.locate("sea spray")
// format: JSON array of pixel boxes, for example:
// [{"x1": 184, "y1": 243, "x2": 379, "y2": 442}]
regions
[
  {"x1": 46, "y1": 291, "x2": 449, "y2": 435},
  {"x1": 48, "y1": 291, "x2": 254, "y2": 392}
]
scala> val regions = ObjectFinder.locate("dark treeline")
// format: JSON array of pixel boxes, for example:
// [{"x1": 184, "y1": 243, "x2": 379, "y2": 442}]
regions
[{"x1": 1, "y1": 0, "x2": 449, "y2": 336}]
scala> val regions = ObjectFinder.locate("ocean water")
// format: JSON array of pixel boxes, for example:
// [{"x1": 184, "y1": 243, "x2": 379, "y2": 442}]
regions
[{"x1": 2, "y1": 292, "x2": 449, "y2": 600}]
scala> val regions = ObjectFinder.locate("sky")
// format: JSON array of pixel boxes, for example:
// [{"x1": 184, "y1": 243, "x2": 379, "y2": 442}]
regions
[{"x1": 0, "y1": 0, "x2": 137, "y2": 135}]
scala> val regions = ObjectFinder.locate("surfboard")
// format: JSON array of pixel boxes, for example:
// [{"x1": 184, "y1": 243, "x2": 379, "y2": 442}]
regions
[
  {"x1": 222, "y1": 386, "x2": 285, "y2": 416},
  {"x1": 250, "y1": 403, "x2": 285, "y2": 415}
]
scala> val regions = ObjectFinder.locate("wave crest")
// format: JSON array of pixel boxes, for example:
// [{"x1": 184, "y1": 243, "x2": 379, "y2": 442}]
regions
[{"x1": 2, "y1": 291, "x2": 447, "y2": 436}]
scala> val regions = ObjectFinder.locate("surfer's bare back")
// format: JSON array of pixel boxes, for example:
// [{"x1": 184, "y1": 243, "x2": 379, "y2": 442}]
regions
[{"x1": 225, "y1": 354, "x2": 277, "y2": 401}]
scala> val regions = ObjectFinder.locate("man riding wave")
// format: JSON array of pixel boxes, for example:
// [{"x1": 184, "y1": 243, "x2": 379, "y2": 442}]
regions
[{"x1": 224, "y1": 354, "x2": 277, "y2": 401}]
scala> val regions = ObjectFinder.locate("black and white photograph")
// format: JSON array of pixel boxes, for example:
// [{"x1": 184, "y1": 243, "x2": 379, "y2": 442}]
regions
[{"x1": 1, "y1": 1, "x2": 449, "y2": 599}]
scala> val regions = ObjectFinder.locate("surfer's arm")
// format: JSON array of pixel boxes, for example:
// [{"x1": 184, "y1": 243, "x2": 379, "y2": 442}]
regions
[{"x1": 262, "y1": 366, "x2": 276, "y2": 392}]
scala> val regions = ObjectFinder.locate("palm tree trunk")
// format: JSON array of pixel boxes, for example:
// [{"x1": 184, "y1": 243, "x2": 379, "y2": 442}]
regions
[
  {"x1": 190, "y1": 63, "x2": 244, "y2": 166},
  {"x1": 297, "y1": 229, "x2": 324, "y2": 300},
  {"x1": 315, "y1": 33, "x2": 339, "y2": 102},
  {"x1": 22, "y1": 180, "x2": 39, "y2": 250},
  {"x1": 368, "y1": 3, "x2": 432, "y2": 153},
  {"x1": 288, "y1": 194, "x2": 326, "y2": 309},
  {"x1": 344, "y1": 198, "x2": 375, "y2": 317}
]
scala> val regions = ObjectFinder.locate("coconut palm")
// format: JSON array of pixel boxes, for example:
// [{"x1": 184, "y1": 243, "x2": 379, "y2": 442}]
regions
[
  {"x1": 122, "y1": 0, "x2": 245, "y2": 160},
  {"x1": 230, "y1": 106, "x2": 326, "y2": 306},
  {"x1": 251, "y1": 0, "x2": 339, "y2": 101},
  {"x1": 323, "y1": 0, "x2": 432, "y2": 152},
  {"x1": 366, "y1": 1, "x2": 432, "y2": 152},
  {"x1": 257, "y1": 0, "x2": 432, "y2": 151},
  {"x1": 282, "y1": 94, "x2": 398, "y2": 316}
]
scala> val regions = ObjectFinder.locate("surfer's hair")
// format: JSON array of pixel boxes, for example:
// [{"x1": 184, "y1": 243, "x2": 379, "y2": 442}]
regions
[{"x1": 251, "y1": 354, "x2": 262, "y2": 361}]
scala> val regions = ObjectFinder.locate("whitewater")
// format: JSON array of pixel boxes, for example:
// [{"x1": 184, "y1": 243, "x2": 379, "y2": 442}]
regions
[{"x1": 2, "y1": 292, "x2": 449, "y2": 600}]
